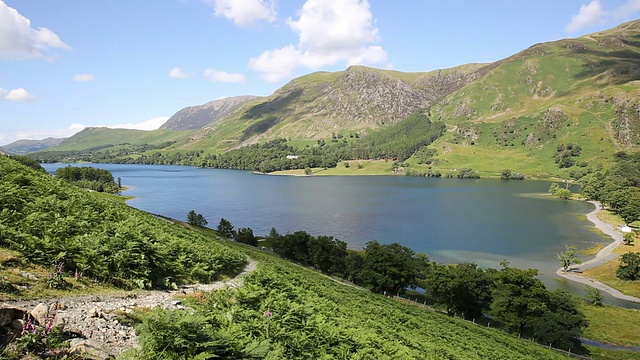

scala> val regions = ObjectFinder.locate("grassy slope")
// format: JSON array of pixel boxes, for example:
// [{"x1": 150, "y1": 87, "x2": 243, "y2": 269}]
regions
[
  {"x1": 421, "y1": 21, "x2": 640, "y2": 178},
  {"x1": 146, "y1": 239, "x2": 572, "y2": 360},
  {"x1": 52, "y1": 127, "x2": 194, "y2": 152}
]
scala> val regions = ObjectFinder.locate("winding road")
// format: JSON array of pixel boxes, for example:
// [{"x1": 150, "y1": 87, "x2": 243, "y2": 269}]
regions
[{"x1": 556, "y1": 201, "x2": 640, "y2": 303}]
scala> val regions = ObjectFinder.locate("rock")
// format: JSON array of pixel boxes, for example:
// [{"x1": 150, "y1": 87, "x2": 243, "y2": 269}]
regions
[
  {"x1": 69, "y1": 338, "x2": 112, "y2": 360},
  {"x1": 89, "y1": 307, "x2": 103, "y2": 318},
  {"x1": 20, "y1": 271, "x2": 38, "y2": 280},
  {"x1": 30, "y1": 303, "x2": 49, "y2": 326},
  {"x1": 10, "y1": 318, "x2": 24, "y2": 331},
  {"x1": 52, "y1": 315, "x2": 66, "y2": 332},
  {"x1": 0, "y1": 305, "x2": 27, "y2": 327}
]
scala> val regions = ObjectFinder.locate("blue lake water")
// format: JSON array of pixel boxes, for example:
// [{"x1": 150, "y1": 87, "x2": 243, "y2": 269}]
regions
[{"x1": 43, "y1": 163, "x2": 639, "y2": 307}]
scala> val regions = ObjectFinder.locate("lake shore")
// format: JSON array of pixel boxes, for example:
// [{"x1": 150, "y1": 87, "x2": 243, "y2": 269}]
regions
[{"x1": 556, "y1": 201, "x2": 640, "y2": 303}]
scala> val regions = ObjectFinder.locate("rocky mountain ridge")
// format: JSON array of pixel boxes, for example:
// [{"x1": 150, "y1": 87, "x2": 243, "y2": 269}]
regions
[{"x1": 160, "y1": 95, "x2": 262, "y2": 130}]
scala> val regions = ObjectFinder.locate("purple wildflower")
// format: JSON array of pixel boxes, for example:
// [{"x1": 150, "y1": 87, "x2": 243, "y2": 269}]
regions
[
  {"x1": 22, "y1": 318, "x2": 33, "y2": 336},
  {"x1": 264, "y1": 310, "x2": 272, "y2": 318}
]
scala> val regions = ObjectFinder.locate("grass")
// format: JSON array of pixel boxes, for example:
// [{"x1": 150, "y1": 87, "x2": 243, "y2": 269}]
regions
[
  {"x1": 272, "y1": 160, "x2": 395, "y2": 176},
  {"x1": 580, "y1": 244, "x2": 640, "y2": 298},
  {"x1": 0, "y1": 248, "x2": 131, "y2": 301},
  {"x1": 580, "y1": 243, "x2": 605, "y2": 256},
  {"x1": 580, "y1": 303, "x2": 640, "y2": 347},
  {"x1": 586, "y1": 346, "x2": 640, "y2": 360}
]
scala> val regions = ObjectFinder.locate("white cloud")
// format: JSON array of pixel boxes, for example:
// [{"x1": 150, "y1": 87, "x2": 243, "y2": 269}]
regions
[
  {"x1": 204, "y1": 68, "x2": 247, "y2": 83},
  {"x1": 249, "y1": 0, "x2": 387, "y2": 82},
  {"x1": 210, "y1": 0, "x2": 276, "y2": 26},
  {"x1": 73, "y1": 74, "x2": 95, "y2": 82},
  {"x1": 0, "y1": 0, "x2": 70, "y2": 60},
  {"x1": 613, "y1": 0, "x2": 640, "y2": 17},
  {"x1": 567, "y1": 0, "x2": 640, "y2": 33},
  {"x1": 0, "y1": 87, "x2": 36, "y2": 101},
  {"x1": 169, "y1": 67, "x2": 193, "y2": 79},
  {"x1": 566, "y1": 1, "x2": 606, "y2": 33},
  {"x1": 249, "y1": 45, "x2": 302, "y2": 82},
  {"x1": 105, "y1": 116, "x2": 170, "y2": 131}
]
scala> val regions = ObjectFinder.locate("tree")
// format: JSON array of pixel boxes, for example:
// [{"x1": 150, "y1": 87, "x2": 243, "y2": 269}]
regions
[
  {"x1": 549, "y1": 183, "x2": 560, "y2": 195},
  {"x1": 271, "y1": 231, "x2": 312, "y2": 265},
  {"x1": 424, "y1": 263, "x2": 493, "y2": 319},
  {"x1": 217, "y1": 218, "x2": 235, "y2": 239},
  {"x1": 187, "y1": 210, "x2": 208, "y2": 227},
  {"x1": 624, "y1": 232, "x2": 635, "y2": 246},
  {"x1": 490, "y1": 267, "x2": 550, "y2": 334},
  {"x1": 234, "y1": 227, "x2": 257, "y2": 246},
  {"x1": 528, "y1": 289, "x2": 586, "y2": 350},
  {"x1": 556, "y1": 245, "x2": 581, "y2": 271},
  {"x1": 616, "y1": 252, "x2": 640, "y2": 280},
  {"x1": 360, "y1": 241, "x2": 420, "y2": 294},
  {"x1": 304, "y1": 167, "x2": 312, "y2": 175},
  {"x1": 556, "y1": 188, "x2": 572, "y2": 200},
  {"x1": 584, "y1": 285, "x2": 604, "y2": 306},
  {"x1": 307, "y1": 235, "x2": 347, "y2": 275}
]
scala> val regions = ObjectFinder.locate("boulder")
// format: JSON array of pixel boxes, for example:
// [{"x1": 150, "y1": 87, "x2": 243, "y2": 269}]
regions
[
  {"x1": 69, "y1": 338, "x2": 112, "y2": 360},
  {"x1": 0, "y1": 304, "x2": 27, "y2": 327},
  {"x1": 30, "y1": 303, "x2": 49, "y2": 326}
]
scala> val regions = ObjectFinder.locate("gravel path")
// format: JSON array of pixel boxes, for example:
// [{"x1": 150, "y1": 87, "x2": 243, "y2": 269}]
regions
[
  {"x1": 3, "y1": 258, "x2": 258, "y2": 357},
  {"x1": 555, "y1": 202, "x2": 640, "y2": 303}
]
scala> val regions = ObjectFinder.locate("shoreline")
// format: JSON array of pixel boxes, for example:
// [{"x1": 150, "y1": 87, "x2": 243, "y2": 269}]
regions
[{"x1": 556, "y1": 201, "x2": 640, "y2": 303}]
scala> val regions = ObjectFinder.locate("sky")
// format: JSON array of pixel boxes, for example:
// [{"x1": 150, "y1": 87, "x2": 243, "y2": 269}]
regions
[{"x1": 1, "y1": 0, "x2": 639, "y2": 146}]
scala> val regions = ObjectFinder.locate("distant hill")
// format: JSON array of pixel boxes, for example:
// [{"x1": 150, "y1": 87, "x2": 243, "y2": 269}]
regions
[
  {"x1": 3, "y1": 137, "x2": 65, "y2": 154},
  {"x1": 160, "y1": 95, "x2": 262, "y2": 130},
  {"x1": 33, "y1": 19, "x2": 640, "y2": 178}
]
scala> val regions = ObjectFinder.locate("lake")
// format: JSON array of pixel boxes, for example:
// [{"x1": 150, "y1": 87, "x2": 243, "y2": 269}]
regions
[{"x1": 43, "y1": 163, "x2": 635, "y2": 306}]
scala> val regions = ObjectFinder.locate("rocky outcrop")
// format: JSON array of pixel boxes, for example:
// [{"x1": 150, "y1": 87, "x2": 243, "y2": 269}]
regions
[
  {"x1": 1, "y1": 258, "x2": 258, "y2": 359},
  {"x1": 161, "y1": 95, "x2": 262, "y2": 130}
]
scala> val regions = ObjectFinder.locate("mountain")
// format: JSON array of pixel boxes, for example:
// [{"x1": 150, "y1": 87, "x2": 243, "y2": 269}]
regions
[
  {"x1": 167, "y1": 63, "x2": 485, "y2": 152},
  {"x1": 3, "y1": 137, "x2": 65, "y2": 154},
  {"x1": 34, "y1": 20, "x2": 640, "y2": 178},
  {"x1": 160, "y1": 95, "x2": 262, "y2": 130},
  {"x1": 422, "y1": 19, "x2": 640, "y2": 177}
]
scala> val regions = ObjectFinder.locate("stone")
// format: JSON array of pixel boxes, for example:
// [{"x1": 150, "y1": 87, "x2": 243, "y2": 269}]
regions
[
  {"x1": 30, "y1": 303, "x2": 49, "y2": 326},
  {"x1": 10, "y1": 318, "x2": 24, "y2": 331},
  {"x1": 0, "y1": 305, "x2": 27, "y2": 327},
  {"x1": 69, "y1": 338, "x2": 112, "y2": 360}
]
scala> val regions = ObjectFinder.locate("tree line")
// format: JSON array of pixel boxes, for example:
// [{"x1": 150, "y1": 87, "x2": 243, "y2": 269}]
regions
[
  {"x1": 580, "y1": 151, "x2": 640, "y2": 224},
  {"x1": 54, "y1": 165, "x2": 121, "y2": 193}
]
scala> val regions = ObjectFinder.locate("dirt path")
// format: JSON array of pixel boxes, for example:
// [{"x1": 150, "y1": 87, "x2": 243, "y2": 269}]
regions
[
  {"x1": 555, "y1": 202, "x2": 640, "y2": 303},
  {"x1": 3, "y1": 258, "x2": 259, "y2": 357}
]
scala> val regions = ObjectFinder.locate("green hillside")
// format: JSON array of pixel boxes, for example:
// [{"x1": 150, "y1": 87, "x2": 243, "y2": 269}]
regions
[
  {"x1": 0, "y1": 155, "x2": 577, "y2": 359},
  {"x1": 423, "y1": 20, "x2": 640, "y2": 178},
  {"x1": 53, "y1": 127, "x2": 192, "y2": 151}
]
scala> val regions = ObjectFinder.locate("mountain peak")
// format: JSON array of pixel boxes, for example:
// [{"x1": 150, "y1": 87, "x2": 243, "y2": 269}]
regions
[{"x1": 161, "y1": 95, "x2": 262, "y2": 130}]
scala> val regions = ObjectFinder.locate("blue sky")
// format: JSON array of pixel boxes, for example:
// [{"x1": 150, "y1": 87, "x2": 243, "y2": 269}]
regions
[{"x1": 1, "y1": 0, "x2": 639, "y2": 145}]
